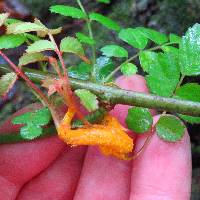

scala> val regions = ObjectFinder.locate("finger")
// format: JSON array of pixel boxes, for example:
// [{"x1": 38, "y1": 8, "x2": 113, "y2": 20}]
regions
[
  {"x1": 74, "y1": 75, "x2": 148, "y2": 200},
  {"x1": 110, "y1": 75, "x2": 150, "y2": 126},
  {"x1": 17, "y1": 147, "x2": 86, "y2": 200},
  {"x1": 130, "y1": 115, "x2": 192, "y2": 200},
  {"x1": 0, "y1": 103, "x2": 65, "y2": 199}
]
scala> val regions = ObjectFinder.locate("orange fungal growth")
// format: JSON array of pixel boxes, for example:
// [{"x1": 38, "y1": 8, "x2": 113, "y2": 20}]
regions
[{"x1": 58, "y1": 108, "x2": 134, "y2": 160}]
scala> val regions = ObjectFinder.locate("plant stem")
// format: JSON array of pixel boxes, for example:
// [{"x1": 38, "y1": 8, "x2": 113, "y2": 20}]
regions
[
  {"x1": 76, "y1": 0, "x2": 96, "y2": 69},
  {"x1": 104, "y1": 44, "x2": 170, "y2": 82},
  {"x1": 0, "y1": 51, "x2": 60, "y2": 127},
  {"x1": 48, "y1": 33, "x2": 89, "y2": 124},
  {"x1": 1, "y1": 66, "x2": 199, "y2": 117}
]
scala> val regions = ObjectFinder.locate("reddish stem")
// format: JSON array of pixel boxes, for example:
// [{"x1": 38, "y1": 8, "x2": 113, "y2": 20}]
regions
[
  {"x1": 0, "y1": 50, "x2": 60, "y2": 127},
  {"x1": 48, "y1": 34, "x2": 90, "y2": 125}
]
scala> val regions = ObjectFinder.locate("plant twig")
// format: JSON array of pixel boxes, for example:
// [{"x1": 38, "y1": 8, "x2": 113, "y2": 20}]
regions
[
  {"x1": 76, "y1": 0, "x2": 96, "y2": 70},
  {"x1": 0, "y1": 51, "x2": 60, "y2": 128},
  {"x1": 1, "y1": 66, "x2": 199, "y2": 117},
  {"x1": 104, "y1": 43, "x2": 171, "y2": 82}
]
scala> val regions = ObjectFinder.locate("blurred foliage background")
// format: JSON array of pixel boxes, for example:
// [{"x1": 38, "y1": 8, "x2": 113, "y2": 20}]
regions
[{"x1": 0, "y1": 0, "x2": 200, "y2": 199}]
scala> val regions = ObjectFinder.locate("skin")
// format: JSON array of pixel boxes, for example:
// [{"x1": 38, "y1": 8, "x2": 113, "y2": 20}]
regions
[{"x1": 0, "y1": 75, "x2": 191, "y2": 200}]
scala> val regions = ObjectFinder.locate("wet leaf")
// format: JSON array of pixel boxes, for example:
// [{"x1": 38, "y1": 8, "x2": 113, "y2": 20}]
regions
[
  {"x1": 156, "y1": 115, "x2": 185, "y2": 142},
  {"x1": 175, "y1": 83, "x2": 200, "y2": 124},
  {"x1": 126, "y1": 107, "x2": 153, "y2": 134},
  {"x1": 179, "y1": 23, "x2": 200, "y2": 76}
]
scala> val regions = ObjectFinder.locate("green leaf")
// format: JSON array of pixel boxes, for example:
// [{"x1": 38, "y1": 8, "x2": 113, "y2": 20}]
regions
[
  {"x1": 20, "y1": 124, "x2": 43, "y2": 140},
  {"x1": 5, "y1": 18, "x2": 22, "y2": 25},
  {"x1": 0, "y1": 72, "x2": 17, "y2": 98},
  {"x1": 0, "y1": 34, "x2": 26, "y2": 49},
  {"x1": 68, "y1": 62, "x2": 92, "y2": 80},
  {"x1": 89, "y1": 12, "x2": 120, "y2": 31},
  {"x1": 26, "y1": 40, "x2": 56, "y2": 53},
  {"x1": 118, "y1": 28, "x2": 148, "y2": 49},
  {"x1": 76, "y1": 32, "x2": 96, "y2": 45},
  {"x1": 139, "y1": 51, "x2": 158, "y2": 73},
  {"x1": 175, "y1": 83, "x2": 200, "y2": 124},
  {"x1": 136, "y1": 27, "x2": 168, "y2": 45},
  {"x1": 0, "y1": 13, "x2": 9, "y2": 26},
  {"x1": 7, "y1": 22, "x2": 47, "y2": 34},
  {"x1": 75, "y1": 89, "x2": 99, "y2": 112},
  {"x1": 156, "y1": 115, "x2": 185, "y2": 142},
  {"x1": 50, "y1": 5, "x2": 86, "y2": 19},
  {"x1": 120, "y1": 63, "x2": 137, "y2": 76},
  {"x1": 60, "y1": 36, "x2": 84, "y2": 56},
  {"x1": 12, "y1": 107, "x2": 51, "y2": 140},
  {"x1": 19, "y1": 52, "x2": 47, "y2": 66},
  {"x1": 179, "y1": 24, "x2": 200, "y2": 76},
  {"x1": 24, "y1": 33, "x2": 40, "y2": 42},
  {"x1": 146, "y1": 52, "x2": 180, "y2": 97},
  {"x1": 100, "y1": 45, "x2": 128, "y2": 58},
  {"x1": 97, "y1": 0, "x2": 110, "y2": 3},
  {"x1": 94, "y1": 56, "x2": 115, "y2": 82},
  {"x1": 169, "y1": 33, "x2": 181, "y2": 44},
  {"x1": 161, "y1": 46, "x2": 179, "y2": 53},
  {"x1": 126, "y1": 107, "x2": 153, "y2": 134}
]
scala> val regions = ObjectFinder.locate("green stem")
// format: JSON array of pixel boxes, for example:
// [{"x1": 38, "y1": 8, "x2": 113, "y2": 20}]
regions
[
  {"x1": 104, "y1": 43, "x2": 171, "y2": 82},
  {"x1": 76, "y1": 0, "x2": 96, "y2": 70},
  {"x1": 1, "y1": 66, "x2": 200, "y2": 117}
]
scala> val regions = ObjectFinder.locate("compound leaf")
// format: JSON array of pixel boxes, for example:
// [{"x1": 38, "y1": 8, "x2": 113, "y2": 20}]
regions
[
  {"x1": 156, "y1": 115, "x2": 185, "y2": 142},
  {"x1": 12, "y1": 107, "x2": 51, "y2": 140},
  {"x1": 126, "y1": 107, "x2": 153, "y2": 134}
]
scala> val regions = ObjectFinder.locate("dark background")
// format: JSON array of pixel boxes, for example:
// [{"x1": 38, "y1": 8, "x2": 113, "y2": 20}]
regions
[{"x1": 0, "y1": 0, "x2": 199, "y2": 199}]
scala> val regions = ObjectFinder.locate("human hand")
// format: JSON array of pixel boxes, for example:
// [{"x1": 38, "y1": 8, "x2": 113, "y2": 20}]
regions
[{"x1": 0, "y1": 75, "x2": 191, "y2": 200}]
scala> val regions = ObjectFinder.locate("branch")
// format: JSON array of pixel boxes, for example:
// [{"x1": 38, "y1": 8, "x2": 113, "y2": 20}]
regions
[{"x1": 1, "y1": 66, "x2": 200, "y2": 117}]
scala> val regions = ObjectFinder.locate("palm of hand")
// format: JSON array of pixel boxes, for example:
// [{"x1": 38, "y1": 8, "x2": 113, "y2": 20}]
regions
[{"x1": 0, "y1": 75, "x2": 191, "y2": 200}]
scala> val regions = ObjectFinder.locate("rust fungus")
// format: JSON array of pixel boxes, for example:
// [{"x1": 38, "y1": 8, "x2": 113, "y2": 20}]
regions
[{"x1": 58, "y1": 108, "x2": 134, "y2": 160}]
